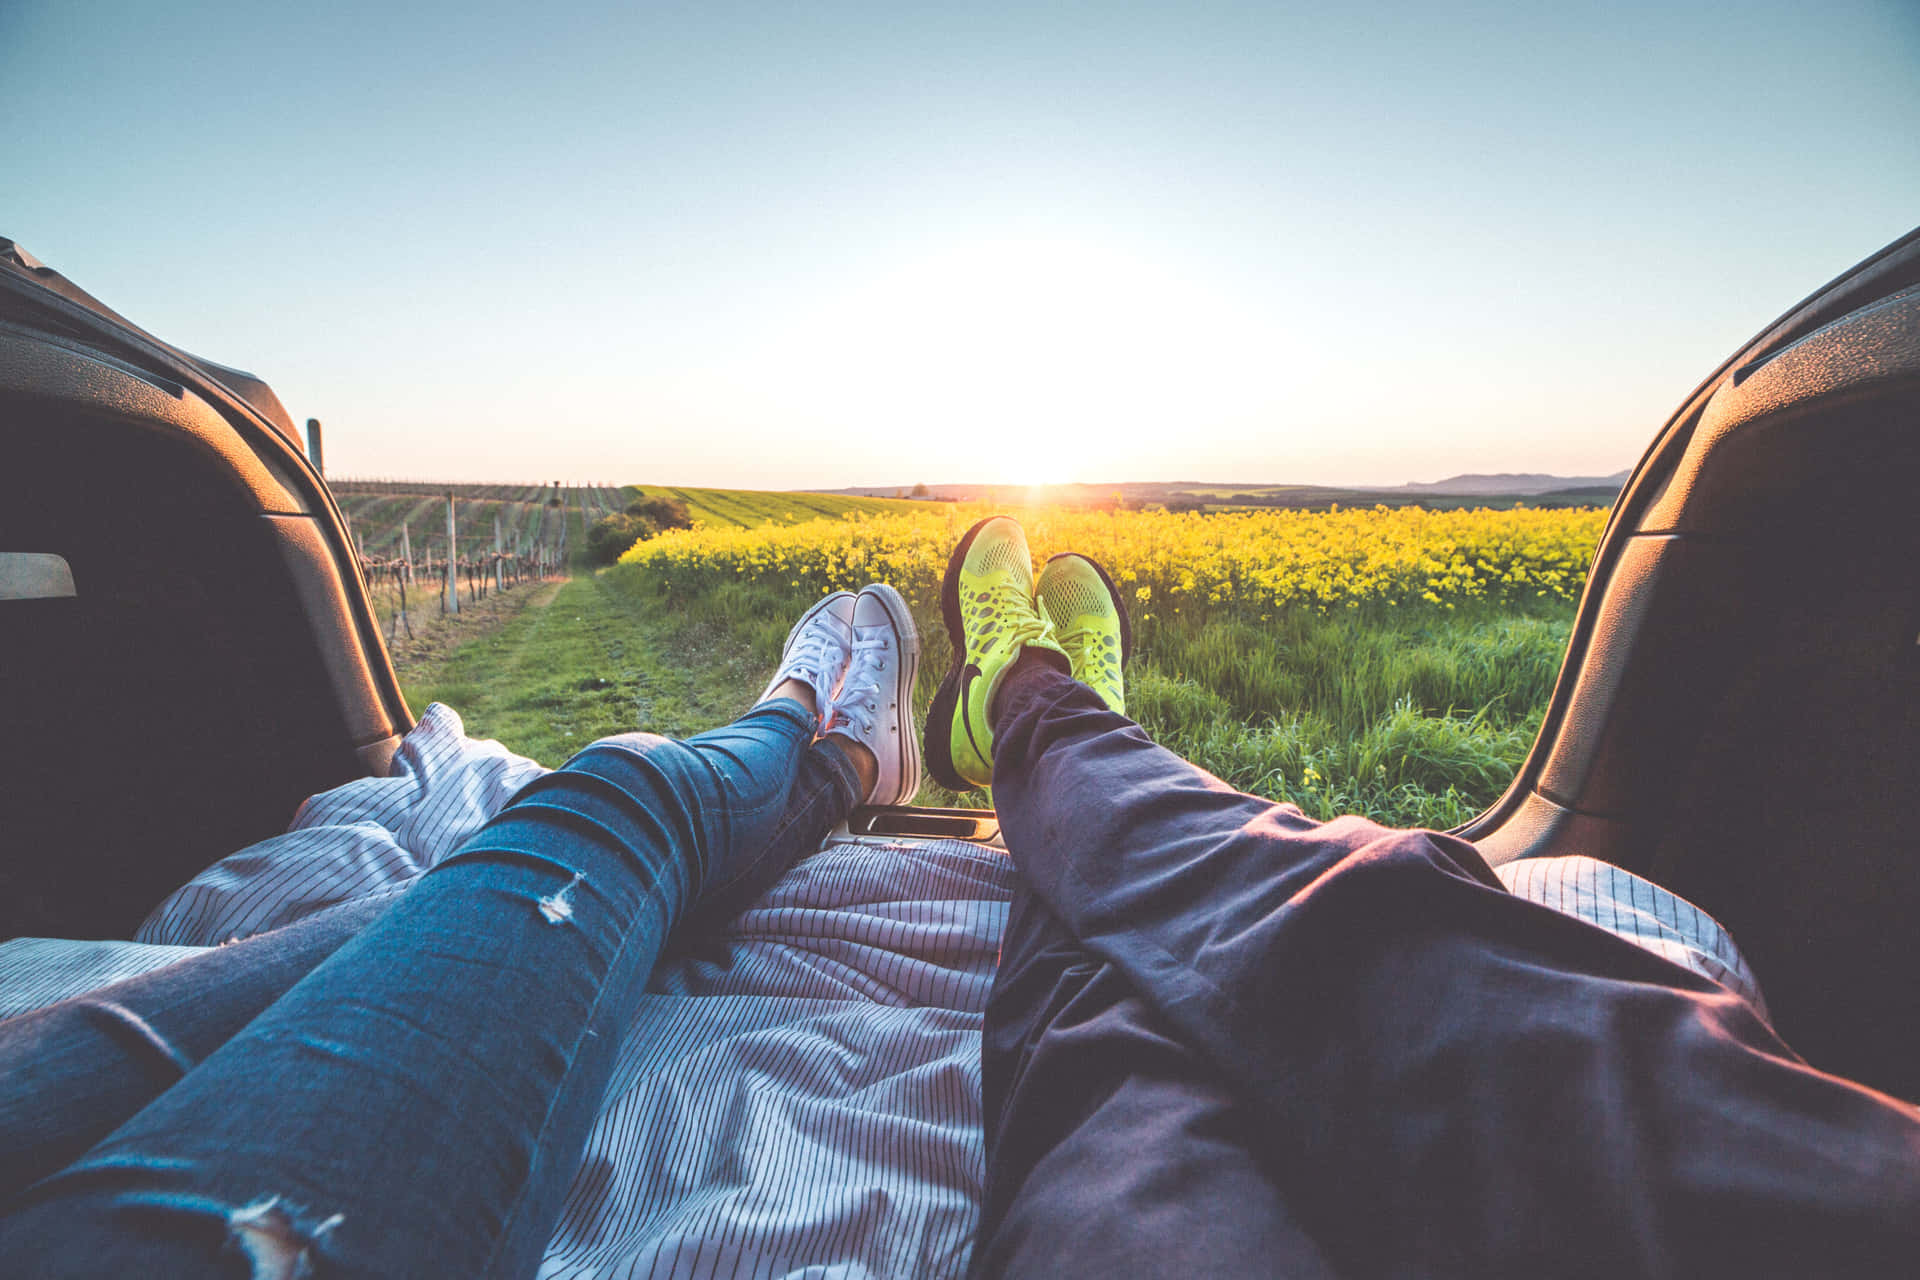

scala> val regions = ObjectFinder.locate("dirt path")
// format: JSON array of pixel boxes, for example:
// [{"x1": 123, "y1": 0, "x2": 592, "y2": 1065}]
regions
[
  {"x1": 396, "y1": 571, "x2": 766, "y2": 767},
  {"x1": 385, "y1": 577, "x2": 567, "y2": 682}
]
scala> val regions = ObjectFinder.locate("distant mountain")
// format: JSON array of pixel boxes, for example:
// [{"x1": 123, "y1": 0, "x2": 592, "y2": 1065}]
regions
[
  {"x1": 1378, "y1": 471, "x2": 1631, "y2": 496},
  {"x1": 819, "y1": 471, "x2": 1631, "y2": 502}
]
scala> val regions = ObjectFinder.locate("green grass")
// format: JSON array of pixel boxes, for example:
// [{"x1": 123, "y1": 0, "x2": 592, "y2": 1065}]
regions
[
  {"x1": 387, "y1": 485, "x2": 1574, "y2": 829},
  {"x1": 402, "y1": 573, "x2": 770, "y2": 766},
  {"x1": 602, "y1": 563, "x2": 1571, "y2": 827},
  {"x1": 627, "y1": 485, "x2": 918, "y2": 529}
]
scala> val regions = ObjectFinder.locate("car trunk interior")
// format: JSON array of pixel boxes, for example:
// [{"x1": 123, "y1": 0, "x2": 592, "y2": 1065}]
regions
[
  {"x1": 1469, "y1": 271, "x2": 1920, "y2": 1101},
  {"x1": 1641, "y1": 384, "x2": 1920, "y2": 1102},
  {"x1": 0, "y1": 398, "x2": 389, "y2": 942}
]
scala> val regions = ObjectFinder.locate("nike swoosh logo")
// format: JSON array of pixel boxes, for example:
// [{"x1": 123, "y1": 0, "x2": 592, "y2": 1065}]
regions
[{"x1": 958, "y1": 663, "x2": 987, "y2": 764}]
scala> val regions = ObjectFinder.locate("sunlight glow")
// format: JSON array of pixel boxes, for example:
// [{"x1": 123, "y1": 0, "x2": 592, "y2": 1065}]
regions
[{"x1": 762, "y1": 237, "x2": 1290, "y2": 484}]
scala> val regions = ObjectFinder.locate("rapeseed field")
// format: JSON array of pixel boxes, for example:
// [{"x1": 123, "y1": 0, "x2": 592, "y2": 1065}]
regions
[
  {"x1": 619, "y1": 504, "x2": 1603, "y2": 613},
  {"x1": 614, "y1": 505, "x2": 1606, "y2": 826}
]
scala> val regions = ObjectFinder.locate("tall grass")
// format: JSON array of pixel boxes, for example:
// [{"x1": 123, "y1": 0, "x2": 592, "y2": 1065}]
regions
[{"x1": 607, "y1": 563, "x2": 1571, "y2": 828}]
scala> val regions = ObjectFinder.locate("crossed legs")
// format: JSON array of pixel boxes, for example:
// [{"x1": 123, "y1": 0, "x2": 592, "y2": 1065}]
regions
[
  {"x1": 926, "y1": 515, "x2": 1920, "y2": 1277},
  {"x1": 0, "y1": 611, "x2": 883, "y2": 1278},
  {"x1": 972, "y1": 655, "x2": 1920, "y2": 1277}
]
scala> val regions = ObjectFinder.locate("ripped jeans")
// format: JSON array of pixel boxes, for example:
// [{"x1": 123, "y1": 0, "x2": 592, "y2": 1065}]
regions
[{"x1": 0, "y1": 698, "x2": 862, "y2": 1279}]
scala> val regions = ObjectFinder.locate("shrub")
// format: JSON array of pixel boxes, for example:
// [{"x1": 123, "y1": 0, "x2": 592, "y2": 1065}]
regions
[
  {"x1": 625, "y1": 496, "x2": 693, "y2": 531},
  {"x1": 585, "y1": 496, "x2": 695, "y2": 565},
  {"x1": 587, "y1": 513, "x2": 656, "y2": 565}
]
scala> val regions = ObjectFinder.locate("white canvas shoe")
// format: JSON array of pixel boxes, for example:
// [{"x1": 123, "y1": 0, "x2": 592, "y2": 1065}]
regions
[
  {"x1": 757, "y1": 591, "x2": 857, "y2": 711},
  {"x1": 826, "y1": 584, "x2": 922, "y2": 805}
]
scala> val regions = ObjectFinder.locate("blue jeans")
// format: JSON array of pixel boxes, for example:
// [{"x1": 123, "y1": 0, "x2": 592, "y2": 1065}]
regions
[{"x1": 0, "y1": 698, "x2": 861, "y2": 1279}]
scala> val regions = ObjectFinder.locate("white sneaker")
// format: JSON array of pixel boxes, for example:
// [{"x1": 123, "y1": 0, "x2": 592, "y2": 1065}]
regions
[
  {"x1": 758, "y1": 591, "x2": 856, "y2": 710},
  {"x1": 826, "y1": 583, "x2": 922, "y2": 805}
]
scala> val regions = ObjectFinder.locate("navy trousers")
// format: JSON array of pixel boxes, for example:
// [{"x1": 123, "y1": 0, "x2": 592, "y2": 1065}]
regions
[{"x1": 973, "y1": 663, "x2": 1920, "y2": 1278}]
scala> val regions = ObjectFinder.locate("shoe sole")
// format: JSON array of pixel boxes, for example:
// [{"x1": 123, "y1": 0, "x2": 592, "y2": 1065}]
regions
[
  {"x1": 757, "y1": 590, "x2": 853, "y2": 705},
  {"x1": 857, "y1": 582, "x2": 923, "y2": 805},
  {"x1": 924, "y1": 516, "x2": 1002, "y2": 792},
  {"x1": 1041, "y1": 552, "x2": 1134, "y2": 665}
]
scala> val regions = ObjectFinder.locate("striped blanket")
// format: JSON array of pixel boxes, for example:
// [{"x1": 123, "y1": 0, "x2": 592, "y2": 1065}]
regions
[{"x1": 0, "y1": 705, "x2": 1765, "y2": 1278}]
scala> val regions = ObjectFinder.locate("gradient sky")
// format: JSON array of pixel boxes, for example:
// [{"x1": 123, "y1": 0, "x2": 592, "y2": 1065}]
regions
[{"x1": 5, "y1": 1, "x2": 1916, "y2": 488}]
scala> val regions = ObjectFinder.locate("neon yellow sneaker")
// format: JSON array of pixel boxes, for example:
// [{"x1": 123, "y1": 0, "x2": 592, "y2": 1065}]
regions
[
  {"x1": 924, "y1": 516, "x2": 1067, "y2": 790},
  {"x1": 1034, "y1": 553, "x2": 1132, "y2": 715}
]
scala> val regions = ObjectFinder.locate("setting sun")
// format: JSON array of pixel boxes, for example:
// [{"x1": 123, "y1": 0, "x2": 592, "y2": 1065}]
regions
[{"x1": 757, "y1": 235, "x2": 1286, "y2": 485}]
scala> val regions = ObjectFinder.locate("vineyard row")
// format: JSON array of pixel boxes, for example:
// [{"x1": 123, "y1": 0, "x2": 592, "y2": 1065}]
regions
[{"x1": 328, "y1": 482, "x2": 634, "y2": 637}]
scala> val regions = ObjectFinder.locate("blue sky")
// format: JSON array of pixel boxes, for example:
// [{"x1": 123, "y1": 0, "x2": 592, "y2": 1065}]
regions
[{"x1": 5, "y1": 1, "x2": 1916, "y2": 487}]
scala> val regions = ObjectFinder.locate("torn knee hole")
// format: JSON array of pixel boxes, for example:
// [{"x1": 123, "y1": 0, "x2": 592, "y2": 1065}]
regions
[
  {"x1": 537, "y1": 871, "x2": 586, "y2": 924},
  {"x1": 228, "y1": 1196, "x2": 343, "y2": 1280}
]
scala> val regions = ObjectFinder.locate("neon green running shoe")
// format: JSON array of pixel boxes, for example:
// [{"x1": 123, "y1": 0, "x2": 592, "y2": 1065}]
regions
[
  {"x1": 924, "y1": 516, "x2": 1067, "y2": 791},
  {"x1": 1034, "y1": 553, "x2": 1132, "y2": 715}
]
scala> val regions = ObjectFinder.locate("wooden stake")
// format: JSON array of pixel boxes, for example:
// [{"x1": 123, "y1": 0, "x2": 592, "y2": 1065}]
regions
[{"x1": 445, "y1": 492, "x2": 459, "y2": 615}]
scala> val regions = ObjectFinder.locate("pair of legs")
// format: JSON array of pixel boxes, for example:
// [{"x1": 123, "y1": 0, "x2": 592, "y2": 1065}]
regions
[
  {"x1": 977, "y1": 664, "x2": 1920, "y2": 1275},
  {"x1": 0, "y1": 671, "x2": 877, "y2": 1277},
  {"x1": 927, "y1": 518, "x2": 1920, "y2": 1276}
]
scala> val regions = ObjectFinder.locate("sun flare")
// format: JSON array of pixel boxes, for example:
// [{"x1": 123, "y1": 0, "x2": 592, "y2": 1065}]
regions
[{"x1": 766, "y1": 235, "x2": 1284, "y2": 486}]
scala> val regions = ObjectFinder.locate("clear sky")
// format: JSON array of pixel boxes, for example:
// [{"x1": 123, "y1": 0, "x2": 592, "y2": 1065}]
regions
[{"x1": 5, "y1": 1, "x2": 1916, "y2": 488}]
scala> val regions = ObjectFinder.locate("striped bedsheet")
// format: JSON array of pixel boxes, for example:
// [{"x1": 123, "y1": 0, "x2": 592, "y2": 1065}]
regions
[{"x1": 0, "y1": 705, "x2": 1765, "y2": 1278}]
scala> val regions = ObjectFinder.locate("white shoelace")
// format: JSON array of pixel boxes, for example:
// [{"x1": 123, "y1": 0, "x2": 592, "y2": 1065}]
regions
[
  {"x1": 783, "y1": 624, "x2": 850, "y2": 711},
  {"x1": 826, "y1": 630, "x2": 890, "y2": 739}
]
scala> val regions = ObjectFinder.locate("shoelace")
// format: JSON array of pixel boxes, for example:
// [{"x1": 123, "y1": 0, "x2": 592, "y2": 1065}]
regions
[
  {"x1": 826, "y1": 630, "x2": 890, "y2": 738},
  {"x1": 979, "y1": 579, "x2": 1056, "y2": 653},
  {"x1": 786, "y1": 624, "x2": 850, "y2": 710},
  {"x1": 1054, "y1": 622, "x2": 1116, "y2": 684},
  {"x1": 1054, "y1": 621, "x2": 1101, "y2": 656}
]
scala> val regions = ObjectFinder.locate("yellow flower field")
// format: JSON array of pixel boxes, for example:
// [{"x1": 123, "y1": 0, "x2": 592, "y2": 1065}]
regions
[{"x1": 618, "y1": 504, "x2": 1606, "y2": 617}]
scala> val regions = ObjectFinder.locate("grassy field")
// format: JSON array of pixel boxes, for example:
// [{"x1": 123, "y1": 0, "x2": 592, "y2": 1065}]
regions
[
  {"x1": 606, "y1": 502, "x2": 1602, "y2": 826},
  {"x1": 397, "y1": 559, "x2": 1567, "y2": 829},
  {"x1": 389, "y1": 490, "x2": 1604, "y2": 830},
  {"x1": 629, "y1": 485, "x2": 918, "y2": 529},
  {"x1": 595, "y1": 568, "x2": 1570, "y2": 826},
  {"x1": 400, "y1": 571, "x2": 774, "y2": 765}
]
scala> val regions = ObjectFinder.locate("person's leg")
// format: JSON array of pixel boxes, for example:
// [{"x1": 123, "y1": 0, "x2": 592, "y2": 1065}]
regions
[
  {"x1": 951, "y1": 530, "x2": 1327, "y2": 1275},
  {"x1": 684, "y1": 580, "x2": 916, "y2": 926},
  {"x1": 988, "y1": 657, "x2": 1920, "y2": 1277},
  {"x1": 0, "y1": 727, "x2": 867, "y2": 1209},
  {"x1": 0, "y1": 895, "x2": 388, "y2": 1200},
  {"x1": 674, "y1": 731, "x2": 863, "y2": 937},
  {"x1": 935, "y1": 519, "x2": 1920, "y2": 1276},
  {"x1": 0, "y1": 600, "x2": 866, "y2": 1278},
  {"x1": 973, "y1": 882, "x2": 1334, "y2": 1279}
]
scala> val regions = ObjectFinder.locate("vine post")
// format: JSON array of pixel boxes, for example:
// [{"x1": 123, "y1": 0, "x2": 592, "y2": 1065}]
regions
[{"x1": 444, "y1": 491, "x2": 459, "y2": 615}]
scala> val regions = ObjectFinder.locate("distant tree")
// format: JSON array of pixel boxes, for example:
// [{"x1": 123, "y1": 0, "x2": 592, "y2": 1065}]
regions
[
  {"x1": 1162, "y1": 495, "x2": 1207, "y2": 514},
  {"x1": 587, "y1": 512, "x2": 657, "y2": 565},
  {"x1": 910, "y1": 482, "x2": 930, "y2": 498},
  {"x1": 624, "y1": 495, "x2": 692, "y2": 530}
]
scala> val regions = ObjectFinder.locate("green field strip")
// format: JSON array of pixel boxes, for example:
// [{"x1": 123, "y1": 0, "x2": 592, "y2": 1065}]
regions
[
  {"x1": 669, "y1": 487, "x2": 750, "y2": 528},
  {"x1": 612, "y1": 485, "x2": 917, "y2": 528},
  {"x1": 339, "y1": 482, "x2": 922, "y2": 560},
  {"x1": 688, "y1": 489, "x2": 762, "y2": 527},
  {"x1": 785, "y1": 495, "x2": 862, "y2": 521},
  {"x1": 713, "y1": 489, "x2": 793, "y2": 526}
]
